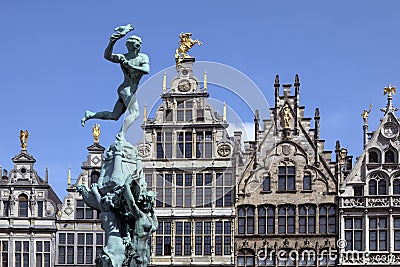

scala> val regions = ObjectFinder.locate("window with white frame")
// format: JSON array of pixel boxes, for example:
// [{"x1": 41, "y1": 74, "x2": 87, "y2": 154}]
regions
[
  {"x1": 177, "y1": 100, "x2": 193, "y2": 122},
  {"x1": 57, "y1": 233, "x2": 74, "y2": 264},
  {"x1": 344, "y1": 217, "x2": 363, "y2": 251},
  {"x1": 215, "y1": 221, "x2": 231, "y2": 256},
  {"x1": 196, "y1": 131, "x2": 212, "y2": 158},
  {"x1": 76, "y1": 200, "x2": 95, "y2": 219},
  {"x1": 15, "y1": 241, "x2": 29, "y2": 267},
  {"x1": 195, "y1": 173, "x2": 212, "y2": 207},
  {"x1": 155, "y1": 221, "x2": 171, "y2": 256},
  {"x1": 35, "y1": 241, "x2": 50, "y2": 267},
  {"x1": 155, "y1": 173, "x2": 172, "y2": 207},
  {"x1": 175, "y1": 173, "x2": 192, "y2": 207},
  {"x1": 369, "y1": 217, "x2": 388, "y2": 251},
  {"x1": 0, "y1": 240, "x2": 8, "y2": 267},
  {"x1": 175, "y1": 221, "x2": 191, "y2": 256},
  {"x1": 177, "y1": 131, "x2": 193, "y2": 158},
  {"x1": 156, "y1": 132, "x2": 172, "y2": 159},
  {"x1": 216, "y1": 173, "x2": 233, "y2": 207},
  {"x1": 195, "y1": 221, "x2": 212, "y2": 255}
]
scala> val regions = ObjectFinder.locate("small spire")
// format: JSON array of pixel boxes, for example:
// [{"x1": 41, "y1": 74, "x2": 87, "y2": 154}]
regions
[
  {"x1": 223, "y1": 102, "x2": 227, "y2": 122},
  {"x1": 143, "y1": 103, "x2": 147, "y2": 123},
  {"x1": 67, "y1": 167, "x2": 71, "y2": 186},
  {"x1": 162, "y1": 72, "x2": 167, "y2": 92},
  {"x1": 45, "y1": 166, "x2": 48, "y2": 183},
  {"x1": 204, "y1": 70, "x2": 207, "y2": 92},
  {"x1": 92, "y1": 124, "x2": 100, "y2": 143}
]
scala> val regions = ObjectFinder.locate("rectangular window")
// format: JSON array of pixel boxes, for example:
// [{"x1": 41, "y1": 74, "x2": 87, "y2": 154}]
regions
[
  {"x1": 76, "y1": 200, "x2": 95, "y2": 219},
  {"x1": 195, "y1": 173, "x2": 213, "y2": 207},
  {"x1": 156, "y1": 132, "x2": 172, "y2": 159},
  {"x1": 155, "y1": 221, "x2": 172, "y2": 256},
  {"x1": 197, "y1": 109, "x2": 204, "y2": 121},
  {"x1": 262, "y1": 176, "x2": 271, "y2": 191},
  {"x1": 303, "y1": 175, "x2": 311, "y2": 190},
  {"x1": 36, "y1": 241, "x2": 50, "y2": 267},
  {"x1": 3, "y1": 201, "x2": 9, "y2": 217},
  {"x1": 369, "y1": 217, "x2": 388, "y2": 251},
  {"x1": 177, "y1": 131, "x2": 192, "y2": 158},
  {"x1": 196, "y1": 131, "x2": 213, "y2": 158},
  {"x1": 15, "y1": 241, "x2": 29, "y2": 267},
  {"x1": 37, "y1": 201, "x2": 43, "y2": 218},
  {"x1": 345, "y1": 218, "x2": 363, "y2": 251},
  {"x1": 278, "y1": 166, "x2": 295, "y2": 191},
  {"x1": 0, "y1": 241, "x2": 8, "y2": 267}
]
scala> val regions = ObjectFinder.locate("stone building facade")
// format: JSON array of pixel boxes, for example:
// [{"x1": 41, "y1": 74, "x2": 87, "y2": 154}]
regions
[
  {"x1": 236, "y1": 75, "x2": 347, "y2": 266},
  {"x1": 338, "y1": 90, "x2": 400, "y2": 266},
  {"x1": 55, "y1": 141, "x2": 105, "y2": 266},
  {"x1": 138, "y1": 57, "x2": 242, "y2": 266},
  {"x1": 0, "y1": 145, "x2": 61, "y2": 266}
]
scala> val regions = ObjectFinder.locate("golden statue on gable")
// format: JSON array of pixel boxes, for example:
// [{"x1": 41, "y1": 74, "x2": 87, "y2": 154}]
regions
[
  {"x1": 19, "y1": 130, "x2": 29, "y2": 150},
  {"x1": 175, "y1": 32, "x2": 202, "y2": 65},
  {"x1": 92, "y1": 124, "x2": 100, "y2": 143}
]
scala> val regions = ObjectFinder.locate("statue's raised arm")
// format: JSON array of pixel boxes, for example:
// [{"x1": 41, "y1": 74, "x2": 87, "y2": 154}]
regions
[{"x1": 81, "y1": 23, "x2": 150, "y2": 141}]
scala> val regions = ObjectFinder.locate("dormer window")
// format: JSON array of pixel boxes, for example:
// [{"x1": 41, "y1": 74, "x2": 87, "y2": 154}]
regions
[
  {"x1": 369, "y1": 151, "x2": 379, "y2": 163},
  {"x1": 385, "y1": 150, "x2": 395, "y2": 163},
  {"x1": 177, "y1": 100, "x2": 193, "y2": 122}
]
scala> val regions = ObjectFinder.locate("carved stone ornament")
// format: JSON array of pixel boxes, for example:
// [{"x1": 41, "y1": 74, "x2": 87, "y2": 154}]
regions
[
  {"x1": 137, "y1": 143, "x2": 151, "y2": 158},
  {"x1": 381, "y1": 122, "x2": 398, "y2": 139},
  {"x1": 217, "y1": 143, "x2": 232, "y2": 157},
  {"x1": 178, "y1": 79, "x2": 191, "y2": 92}
]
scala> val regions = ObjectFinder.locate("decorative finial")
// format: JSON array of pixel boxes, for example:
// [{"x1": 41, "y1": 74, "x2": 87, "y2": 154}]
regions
[
  {"x1": 67, "y1": 167, "x2": 71, "y2": 186},
  {"x1": 143, "y1": 103, "x2": 147, "y2": 123},
  {"x1": 282, "y1": 104, "x2": 291, "y2": 129},
  {"x1": 382, "y1": 84, "x2": 398, "y2": 114},
  {"x1": 174, "y1": 32, "x2": 202, "y2": 65},
  {"x1": 19, "y1": 130, "x2": 29, "y2": 150},
  {"x1": 274, "y1": 75, "x2": 280, "y2": 86},
  {"x1": 162, "y1": 71, "x2": 167, "y2": 92},
  {"x1": 204, "y1": 70, "x2": 207, "y2": 92},
  {"x1": 361, "y1": 104, "x2": 372, "y2": 124},
  {"x1": 384, "y1": 84, "x2": 396, "y2": 96},
  {"x1": 223, "y1": 102, "x2": 227, "y2": 122},
  {"x1": 92, "y1": 124, "x2": 100, "y2": 143}
]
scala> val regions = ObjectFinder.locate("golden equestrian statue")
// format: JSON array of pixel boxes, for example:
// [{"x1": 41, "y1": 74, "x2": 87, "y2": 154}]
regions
[
  {"x1": 19, "y1": 130, "x2": 29, "y2": 150},
  {"x1": 175, "y1": 32, "x2": 202, "y2": 65}
]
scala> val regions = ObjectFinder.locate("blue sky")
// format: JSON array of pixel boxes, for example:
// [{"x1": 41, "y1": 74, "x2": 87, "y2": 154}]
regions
[{"x1": 1, "y1": 1, "x2": 400, "y2": 199}]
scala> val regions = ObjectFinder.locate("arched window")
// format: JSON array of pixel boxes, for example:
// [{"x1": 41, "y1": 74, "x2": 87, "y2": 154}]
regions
[
  {"x1": 394, "y1": 179, "x2": 400, "y2": 195},
  {"x1": 18, "y1": 194, "x2": 28, "y2": 217},
  {"x1": 238, "y1": 249, "x2": 255, "y2": 267},
  {"x1": 385, "y1": 150, "x2": 395, "y2": 163},
  {"x1": 299, "y1": 205, "x2": 316, "y2": 234},
  {"x1": 258, "y1": 205, "x2": 275, "y2": 234},
  {"x1": 369, "y1": 173, "x2": 387, "y2": 195},
  {"x1": 278, "y1": 206, "x2": 295, "y2": 234},
  {"x1": 369, "y1": 151, "x2": 379, "y2": 163},
  {"x1": 238, "y1": 206, "x2": 255, "y2": 234},
  {"x1": 319, "y1": 205, "x2": 336, "y2": 234}
]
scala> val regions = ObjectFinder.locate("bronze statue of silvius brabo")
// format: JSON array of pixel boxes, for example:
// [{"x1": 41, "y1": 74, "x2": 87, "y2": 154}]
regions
[{"x1": 77, "y1": 24, "x2": 158, "y2": 267}]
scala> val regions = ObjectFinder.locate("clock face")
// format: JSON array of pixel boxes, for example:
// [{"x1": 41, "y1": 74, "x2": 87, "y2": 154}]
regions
[{"x1": 178, "y1": 79, "x2": 191, "y2": 92}]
